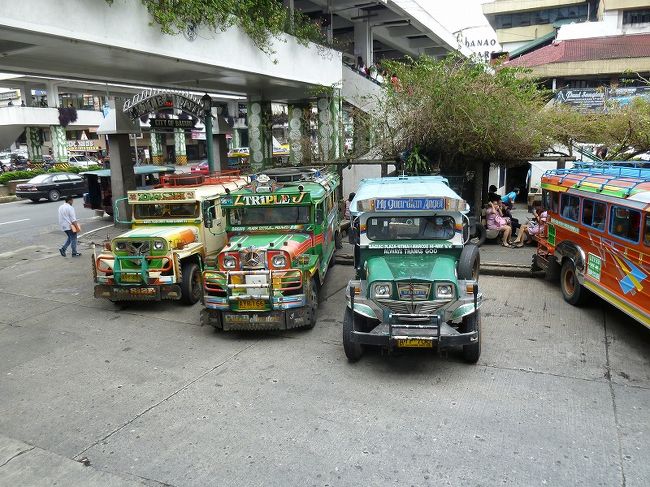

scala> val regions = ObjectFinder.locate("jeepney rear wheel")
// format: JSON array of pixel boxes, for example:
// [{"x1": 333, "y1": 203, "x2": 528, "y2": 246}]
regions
[
  {"x1": 304, "y1": 277, "x2": 319, "y2": 329},
  {"x1": 180, "y1": 261, "x2": 202, "y2": 305},
  {"x1": 560, "y1": 260, "x2": 586, "y2": 306},
  {"x1": 460, "y1": 310, "x2": 481, "y2": 364},
  {"x1": 342, "y1": 307, "x2": 364, "y2": 362}
]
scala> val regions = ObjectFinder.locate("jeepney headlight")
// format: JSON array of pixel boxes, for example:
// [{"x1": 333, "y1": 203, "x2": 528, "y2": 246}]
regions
[
  {"x1": 223, "y1": 255, "x2": 238, "y2": 269},
  {"x1": 435, "y1": 283, "x2": 454, "y2": 299},
  {"x1": 153, "y1": 240, "x2": 165, "y2": 250},
  {"x1": 115, "y1": 242, "x2": 126, "y2": 251},
  {"x1": 372, "y1": 282, "x2": 391, "y2": 298},
  {"x1": 271, "y1": 254, "x2": 287, "y2": 268}
]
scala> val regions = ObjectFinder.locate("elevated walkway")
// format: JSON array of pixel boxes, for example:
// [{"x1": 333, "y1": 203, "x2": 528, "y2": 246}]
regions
[{"x1": 341, "y1": 66, "x2": 384, "y2": 115}]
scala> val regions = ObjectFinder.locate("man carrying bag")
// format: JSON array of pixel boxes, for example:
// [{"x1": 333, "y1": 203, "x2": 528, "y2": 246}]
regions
[{"x1": 58, "y1": 196, "x2": 82, "y2": 257}]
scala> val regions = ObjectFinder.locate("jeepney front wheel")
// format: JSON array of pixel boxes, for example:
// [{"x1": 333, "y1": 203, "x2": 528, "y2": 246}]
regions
[
  {"x1": 342, "y1": 307, "x2": 364, "y2": 362},
  {"x1": 560, "y1": 260, "x2": 586, "y2": 306},
  {"x1": 304, "y1": 278, "x2": 319, "y2": 329},
  {"x1": 181, "y1": 261, "x2": 202, "y2": 305},
  {"x1": 460, "y1": 310, "x2": 481, "y2": 364}
]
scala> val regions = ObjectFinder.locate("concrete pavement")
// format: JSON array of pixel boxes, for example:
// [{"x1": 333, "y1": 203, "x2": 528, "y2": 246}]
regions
[{"x1": 1, "y1": 225, "x2": 649, "y2": 486}]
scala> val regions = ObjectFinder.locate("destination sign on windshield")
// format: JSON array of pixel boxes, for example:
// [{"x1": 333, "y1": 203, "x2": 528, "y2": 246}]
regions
[{"x1": 374, "y1": 198, "x2": 445, "y2": 211}]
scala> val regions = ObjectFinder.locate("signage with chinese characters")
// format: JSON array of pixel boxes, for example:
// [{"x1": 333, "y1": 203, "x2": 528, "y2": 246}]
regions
[
  {"x1": 375, "y1": 198, "x2": 445, "y2": 211},
  {"x1": 67, "y1": 140, "x2": 99, "y2": 150}
]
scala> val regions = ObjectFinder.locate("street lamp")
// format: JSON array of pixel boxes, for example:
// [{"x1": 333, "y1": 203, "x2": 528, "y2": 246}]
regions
[{"x1": 201, "y1": 93, "x2": 215, "y2": 174}]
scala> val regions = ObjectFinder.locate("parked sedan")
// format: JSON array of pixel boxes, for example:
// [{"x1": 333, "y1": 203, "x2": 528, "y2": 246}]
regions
[{"x1": 15, "y1": 172, "x2": 87, "y2": 202}]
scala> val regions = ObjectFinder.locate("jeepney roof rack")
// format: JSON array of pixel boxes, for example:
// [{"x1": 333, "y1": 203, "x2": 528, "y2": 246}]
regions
[
  {"x1": 159, "y1": 170, "x2": 242, "y2": 187},
  {"x1": 545, "y1": 164, "x2": 650, "y2": 197},
  {"x1": 252, "y1": 167, "x2": 327, "y2": 183}
]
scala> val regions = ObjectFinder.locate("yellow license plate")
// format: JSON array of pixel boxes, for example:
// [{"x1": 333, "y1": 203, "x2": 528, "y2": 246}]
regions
[
  {"x1": 238, "y1": 299, "x2": 266, "y2": 310},
  {"x1": 396, "y1": 338, "x2": 433, "y2": 348},
  {"x1": 121, "y1": 273, "x2": 141, "y2": 283}
]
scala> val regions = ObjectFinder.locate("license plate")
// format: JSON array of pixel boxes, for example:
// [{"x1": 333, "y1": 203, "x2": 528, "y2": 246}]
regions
[
  {"x1": 121, "y1": 273, "x2": 141, "y2": 283},
  {"x1": 238, "y1": 299, "x2": 266, "y2": 310},
  {"x1": 396, "y1": 338, "x2": 433, "y2": 348}
]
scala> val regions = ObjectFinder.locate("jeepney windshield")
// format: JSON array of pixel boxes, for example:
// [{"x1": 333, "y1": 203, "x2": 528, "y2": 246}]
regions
[
  {"x1": 367, "y1": 215, "x2": 456, "y2": 240},
  {"x1": 133, "y1": 202, "x2": 199, "y2": 219},
  {"x1": 229, "y1": 206, "x2": 310, "y2": 226}
]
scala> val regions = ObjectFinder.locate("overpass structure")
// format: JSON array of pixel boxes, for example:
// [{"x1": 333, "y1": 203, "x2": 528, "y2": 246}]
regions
[{"x1": 0, "y1": 0, "x2": 466, "y2": 211}]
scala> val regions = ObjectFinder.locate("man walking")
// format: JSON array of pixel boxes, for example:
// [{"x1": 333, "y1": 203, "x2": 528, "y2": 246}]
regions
[{"x1": 58, "y1": 196, "x2": 81, "y2": 257}]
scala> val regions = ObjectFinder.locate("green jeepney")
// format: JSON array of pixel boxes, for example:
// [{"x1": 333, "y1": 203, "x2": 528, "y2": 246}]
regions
[
  {"x1": 201, "y1": 167, "x2": 341, "y2": 330},
  {"x1": 342, "y1": 176, "x2": 483, "y2": 363}
]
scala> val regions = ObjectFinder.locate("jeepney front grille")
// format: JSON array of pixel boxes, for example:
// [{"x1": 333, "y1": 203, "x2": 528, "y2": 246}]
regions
[
  {"x1": 377, "y1": 299, "x2": 449, "y2": 316},
  {"x1": 125, "y1": 241, "x2": 151, "y2": 256}
]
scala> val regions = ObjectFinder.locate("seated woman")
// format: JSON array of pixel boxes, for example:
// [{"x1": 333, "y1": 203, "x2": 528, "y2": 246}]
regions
[
  {"x1": 513, "y1": 206, "x2": 548, "y2": 247},
  {"x1": 486, "y1": 195, "x2": 513, "y2": 247}
]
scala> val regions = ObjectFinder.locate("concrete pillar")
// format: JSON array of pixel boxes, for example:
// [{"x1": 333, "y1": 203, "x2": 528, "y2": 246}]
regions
[
  {"x1": 19, "y1": 84, "x2": 30, "y2": 107},
  {"x1": 354, "y1": 21, "x2": 372, "y2": 67},
  {"x1": 25, "y1": 127, "x2": 43, "y2": 163},
  {"x1": 150, "y1": 132, "x2": 164, "y2": 164},
  {"x1": 247, "y1": 100, "x2": 273, "y2": 172},
  {"x1": 214, "y1": 134, "x2": 228, "y2": 173},
  {"x1": 317, "y1": 93, "x2": 342, "y2": 162},
  {"x1": 287, "y1": 103, "x2": 310, "y2": 166},
  {"x1": 108, "y1": 133, "x2": 136, "y2": 226},
  {"x1": 50, "y1": 125, "x2": 68, "y2": 162},
  {"x1": 45, "y1": 81, "x2": 59, "y2": 108},
  {"x1": 174, "y1": 128, "x2": 187, "y2": 165}
]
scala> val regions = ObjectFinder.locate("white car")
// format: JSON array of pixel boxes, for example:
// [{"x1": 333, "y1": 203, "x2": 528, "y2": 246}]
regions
[{"x1": 68, "y1": 155, "x2": 95, "y2": 169}]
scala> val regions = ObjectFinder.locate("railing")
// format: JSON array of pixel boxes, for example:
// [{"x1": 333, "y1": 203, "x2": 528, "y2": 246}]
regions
[{"x1": 159, "y1": 170, "x2": 242, "y2": 187}]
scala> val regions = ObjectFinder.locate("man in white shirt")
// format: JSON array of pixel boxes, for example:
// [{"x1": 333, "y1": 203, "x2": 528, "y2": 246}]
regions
[{"x1": 58, "y1": 196, "x2": 81, "y2": 257}]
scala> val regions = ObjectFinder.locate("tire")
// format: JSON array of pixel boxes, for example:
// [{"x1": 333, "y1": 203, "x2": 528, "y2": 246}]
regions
[
  {"x1": 469, "y1": 222, "x2": 487, "y2": 246},
  {"x1": 560, "y1": 260, "x2": 586, "y2": 306},
  {"x1": 304, "y1": 277, "x2": 319, "y2": 329},
  {"x1": 29, "y1": 198, "x2": 40, "y2": 203},
  {"x1": 180, "y1": 261, "x2": 202, "y2": 305},
  {"x1": 48, "y1": 189, "x2": 61, "y2": 202},
  {"x1": 334, "y1": 230, "x2": 343, "y2": 250},
  {"x1": 545, "y1": 257, "x2": 561, "y2": 282},
  {"x1": 458, "y1": 244, "x2": 480, "y2": 280},
  {"x1": 342, "y1": 307, "x2": 364, "y2": 362},
  {"x1": 460, "y1": 310, "x2": 481, "y2": 363}
]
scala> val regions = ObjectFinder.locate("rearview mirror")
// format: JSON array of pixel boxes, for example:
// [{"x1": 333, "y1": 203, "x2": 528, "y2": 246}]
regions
[{"x1": 202, "y1": 201, "x2": 214, "y2": 228}]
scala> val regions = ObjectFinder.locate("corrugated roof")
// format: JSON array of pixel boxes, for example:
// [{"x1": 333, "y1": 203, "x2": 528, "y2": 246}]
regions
[{"x1": 506, "y1": 34, "x2": 650, "y2": 67}]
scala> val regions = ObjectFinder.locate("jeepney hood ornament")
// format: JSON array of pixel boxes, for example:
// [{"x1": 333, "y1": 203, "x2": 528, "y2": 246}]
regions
[{"x1": 227, "y1": 232, "x2": 311, "y2": 257}]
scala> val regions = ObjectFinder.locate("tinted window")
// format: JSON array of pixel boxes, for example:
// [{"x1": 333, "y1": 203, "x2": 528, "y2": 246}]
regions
[
  {"x1": 134, "y1": 203, "x2": 199, "y2": 219},
  {"x1": 560, "y1": 194, "x2": 580, "y2": 221},
  {"x1": 29, "y1": 174, "x2": 52, "y2": 183},
  {"x1": 52, "y1": 175, "x2": 69, "y2": 182},
  {"x1": 367, "y1": 216, "x2": 456, "y2": 241},
  {"x1": 645, "y1": 214, "x2": 650, "y2": 247},
  {"x1": 610, "y1": 206, "x2": 640, "y2": 242},
  {"x1": 581, "y1": 199, "x2": 607, "y2": 231},
  {"x1": 69, "y1": 175, "x2": 83, "y2": 182}
]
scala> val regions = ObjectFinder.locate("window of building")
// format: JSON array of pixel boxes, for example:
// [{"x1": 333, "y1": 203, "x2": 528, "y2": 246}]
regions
[
  {"x1": 609, "y1": 206, "x2": 641, "y2": 242},
  {"x1": 560, "y1": 194, "x2": 580, "y2": 221},
  {"x1": 496, "y1": 6, "x2": 588, "y2": 29},
  {"x1": 581, "y1": 199, "x2": 607, "y2": 231},
  {"x1": 624, "y1": 9, "x2": 650, "y2": 25}
]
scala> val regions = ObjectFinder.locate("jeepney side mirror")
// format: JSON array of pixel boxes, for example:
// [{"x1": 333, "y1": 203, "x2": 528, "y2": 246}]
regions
[{"x1": 202, "y1": 201, "x2": 214, "y2": 228}]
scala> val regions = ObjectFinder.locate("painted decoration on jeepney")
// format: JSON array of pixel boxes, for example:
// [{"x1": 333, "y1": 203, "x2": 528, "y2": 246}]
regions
[
  {"x1": 223, "y1": 193, "x2": 307, "y2": 206},
  {"x1": 550, "y1": 217, "x2": 580, "y2": 234},
  {"x1": 587, "y1": 253, "x2": 602, "y2": 281},
  {"x1": 547, "y1": 225, "x2": 556, "y2": 246},
  {"x1": 374, "y1": 198, "x2": 445, "y2": 211},
  {"x1": 129, "y1": 191, "x2": 195, "y2": 202}
]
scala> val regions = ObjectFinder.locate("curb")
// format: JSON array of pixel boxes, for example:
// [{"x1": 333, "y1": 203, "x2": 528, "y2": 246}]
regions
[
  {"x1": 0, "y1": 195, "x2": 18, "y2": 204},
  {"x1": 480, "y1": 264, "x2": 533, "y2": 278}
]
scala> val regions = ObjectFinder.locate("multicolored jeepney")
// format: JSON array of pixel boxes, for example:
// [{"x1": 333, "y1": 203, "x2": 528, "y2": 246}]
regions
[
  {"x1": 535, "y1": 163, "x2": 650, "y2": 328},
  {"x1": 342, "y1": 176, "x2": 482, "y2": 363},
  {"x1": 201, "y1": 167, "x2": 341, "y2": 330},
  {"x1": 93, "y1": 173, "x2": 248, "y2": 304}
]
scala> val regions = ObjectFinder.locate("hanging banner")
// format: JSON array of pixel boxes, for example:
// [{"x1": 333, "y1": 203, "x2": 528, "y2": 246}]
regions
[{"x1": 123, "y1": 89, "x2": 204, "y2": 120}]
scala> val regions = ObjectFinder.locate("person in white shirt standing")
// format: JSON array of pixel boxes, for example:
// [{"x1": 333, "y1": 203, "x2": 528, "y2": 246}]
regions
[{"x1": 58, "y1": 196, "x2": 81, "y2": 257}]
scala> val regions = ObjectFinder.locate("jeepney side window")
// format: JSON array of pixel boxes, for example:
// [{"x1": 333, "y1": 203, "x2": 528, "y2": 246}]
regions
[
  {"x1": 582, "y1": 199, "x2": 606, "y2": 231},
  {"x1": 610, "y1": 206, "x2": 640, "y2": 242},
  {"x1": 315, "y1": 202, "x2": 325, "y2": 225},
  {"x1": 542, "y1": 190, "x2": 558, "y2": 213},
  {"x1": 560, "y1": 193, "x2": 580, "y2": 221},
  {"x1": 644, "y1": 214, "x2": 650, "y2": 246}
]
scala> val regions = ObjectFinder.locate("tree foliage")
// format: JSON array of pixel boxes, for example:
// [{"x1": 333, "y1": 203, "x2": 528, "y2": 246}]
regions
[
  {"x1": 105, "y1": 0, "x2": 325, "y2": 57},
  {"x1": 369, "y1": 55, "x2": 556, "y2": 169}
]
